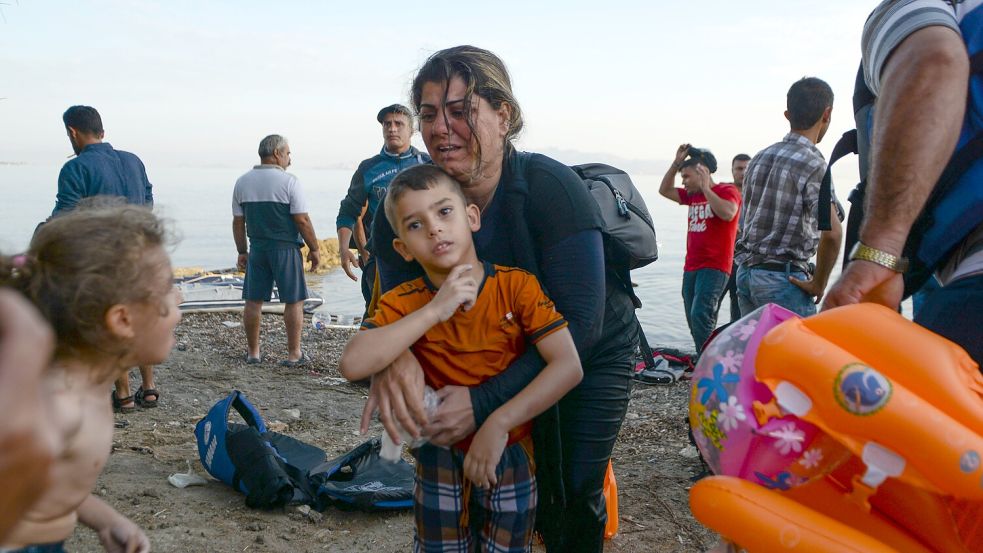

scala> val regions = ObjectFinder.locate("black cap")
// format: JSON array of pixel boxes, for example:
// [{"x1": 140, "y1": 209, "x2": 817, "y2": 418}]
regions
[
  {"x1": 377, "y1": 104, "x2": 413, "y2": 123},
  {"x1": 681, "y1": 147, "x2": 718, "y2": 173}
]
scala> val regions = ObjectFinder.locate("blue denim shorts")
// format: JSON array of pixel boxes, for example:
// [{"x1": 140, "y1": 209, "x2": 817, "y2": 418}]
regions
[{"x1": 243, "y1": 247, "x2": 309, "y2": 304}]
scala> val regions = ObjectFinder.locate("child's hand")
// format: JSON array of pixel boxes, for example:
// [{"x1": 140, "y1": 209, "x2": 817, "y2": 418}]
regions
[
  {"x1": 97, "y1": 515, "x2": 150, "y2": 553},
  {"x1": 463, "y1": 418, "x2": 508, "y2": 489},
  {"x1": 428, "y1": 264, "x2": 478, "y2": 322}
]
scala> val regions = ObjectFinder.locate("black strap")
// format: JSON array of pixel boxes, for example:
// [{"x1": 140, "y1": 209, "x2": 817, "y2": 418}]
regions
[
  {"x1": 637, "y1": 317, "x2": 656, "y2": 369},
  {"x1": 818, "y1": 130, "x2": 858, "y2": 230}
]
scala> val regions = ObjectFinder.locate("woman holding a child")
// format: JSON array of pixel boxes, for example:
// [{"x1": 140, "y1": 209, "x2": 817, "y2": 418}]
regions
[{"x1": 366, "y1": 45, "x2": 639, "y2": 552}]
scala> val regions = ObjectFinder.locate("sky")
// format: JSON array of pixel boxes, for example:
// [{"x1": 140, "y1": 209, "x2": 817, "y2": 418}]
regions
[{"x1": 1, "y1": 0, "x2": 876, "y2": 182}]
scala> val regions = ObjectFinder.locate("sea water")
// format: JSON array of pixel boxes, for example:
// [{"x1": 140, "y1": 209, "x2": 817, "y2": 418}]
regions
[{"x1": 1, "y1": 162, "x2": 873, "y2": 351}]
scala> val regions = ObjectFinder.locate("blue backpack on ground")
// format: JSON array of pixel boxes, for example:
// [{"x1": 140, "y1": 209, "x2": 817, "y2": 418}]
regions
[{"x1": 194, "y1": 390, "x2": 414, "y2": 512}]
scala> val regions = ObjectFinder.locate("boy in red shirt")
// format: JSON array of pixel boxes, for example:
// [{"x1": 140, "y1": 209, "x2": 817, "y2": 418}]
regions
[
  {"x1": 339, "y1": 164, "x2": 582, "y2": 552},
  {"x1": 659, "y1": 144, "x2": 741, "y2": 353}
]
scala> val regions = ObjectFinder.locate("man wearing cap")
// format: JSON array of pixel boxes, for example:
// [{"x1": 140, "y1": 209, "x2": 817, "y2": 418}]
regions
[
  {"x1": 660, "y1": 144, "x2": 741, "y2": 353},
  {"x1": 336, "y1": 104, "x2": 431, "y2": 308},
  {"x1": 735, "y1": 77, "x2": 843, "y2": 319}
]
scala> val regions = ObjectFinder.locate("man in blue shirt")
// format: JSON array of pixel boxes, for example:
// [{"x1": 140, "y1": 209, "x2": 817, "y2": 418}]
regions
[
  {"x1": 336, "y1": 104, "x2": 430, "y2": 309},
  {"x1": 55, "y1": 105, "x2": 158, "y2": 413},
  {"x1": 54, "y1": 105, "x2": 153, "y2": 215}
]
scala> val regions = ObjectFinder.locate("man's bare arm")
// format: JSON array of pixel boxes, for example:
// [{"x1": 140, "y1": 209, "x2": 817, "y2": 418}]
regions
[
  {"x1": 861, "y1": 25, "x2": 968, "y2": 256},
  {"x1": 824, "y1": 25, "x2": 968, "y2": 310}
]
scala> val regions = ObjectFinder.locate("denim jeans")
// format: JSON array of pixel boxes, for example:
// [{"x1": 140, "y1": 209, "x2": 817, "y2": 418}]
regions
[
  {"x1": 914, "y1": 273, "x2": 983, "y2": 366},
  {"x1": 682, "y1": 269, "x2": 729, "y2": 353},
  {"x1": 717, "y1": 262, "x2": 741, "y2": 323},
  {"x1": 736, "y1": 264, "x2": 817, "y2": 318}
]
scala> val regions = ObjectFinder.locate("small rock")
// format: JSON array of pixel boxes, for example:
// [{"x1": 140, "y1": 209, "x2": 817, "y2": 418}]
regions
[
  {"x1": 296, "y1": 505, "x2": 311, "y2": 515},
  {"x1": 221, "y1": 321, "x2": 241, "y2": 328},
  {"x1": 626, "y1": 412, "x2": 640, "y2": 420},
  {"x1": 176, "y1": 342, "x2": 188, "y2": 351},
  {"x1": 255, "y1": 535, "x2": 265, "y2": 544},
  {"x1": 679, "y1": 445, "x2": 699, "y2": 459},
  {"x1": 283, "y1": 408, "x2": 301, "y2": 420},
  {"x1": 267, "y1": 421, "x2": 289, "y2": 433},
  {"x1": 245, "y1": 522, "x2": 263, "y2": 532}
]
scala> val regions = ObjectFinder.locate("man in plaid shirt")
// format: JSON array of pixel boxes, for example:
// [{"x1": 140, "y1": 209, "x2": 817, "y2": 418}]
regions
[{"x1": 735, "y1": 77, "x2": 843, "y2": 318}]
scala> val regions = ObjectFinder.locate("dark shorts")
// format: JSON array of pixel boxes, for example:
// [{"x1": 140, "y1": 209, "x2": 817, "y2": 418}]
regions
[
  {"x1": 1, "y1": 542, "x2": 67, "y2": 553},
  {"x1": 243, "y1": 247, "x2": 309, "y2": 304}
]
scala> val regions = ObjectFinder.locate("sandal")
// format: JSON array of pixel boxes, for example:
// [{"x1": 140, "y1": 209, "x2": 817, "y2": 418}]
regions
[
  {"x1": 112, "y1": 390, "x2": 137, "y2": 414},
  {"x1": 135, "y1": 386, "x2": 160, "y2": 408}
]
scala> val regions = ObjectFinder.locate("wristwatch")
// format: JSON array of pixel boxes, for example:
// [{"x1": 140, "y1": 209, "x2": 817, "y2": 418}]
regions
[{"x1": 849, "y1": 242, "x2": 909, "y2": 273}]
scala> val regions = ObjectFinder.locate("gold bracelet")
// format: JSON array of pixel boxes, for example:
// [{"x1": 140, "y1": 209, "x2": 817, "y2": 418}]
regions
[{"x1": 849, "y1": 242, "x2": 909, "y2": 273}]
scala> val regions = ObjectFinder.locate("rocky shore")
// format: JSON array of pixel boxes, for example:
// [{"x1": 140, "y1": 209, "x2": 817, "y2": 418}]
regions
[{"x1": 66, "y1": 312, "x2": 713, "y2": 552}]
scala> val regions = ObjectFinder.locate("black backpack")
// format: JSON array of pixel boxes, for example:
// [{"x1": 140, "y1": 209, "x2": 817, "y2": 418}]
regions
[
  {"x1": 509, "y1": 152, "x2": 658, "y2": 271},
  {"x1": 195, "y1": 391, "x2": 414, "y2": 512}
]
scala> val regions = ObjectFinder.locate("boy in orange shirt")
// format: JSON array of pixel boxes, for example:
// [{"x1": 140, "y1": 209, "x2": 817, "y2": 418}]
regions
[{"x1": 339, "y1": 164, "x2": 582, "y2": 552}]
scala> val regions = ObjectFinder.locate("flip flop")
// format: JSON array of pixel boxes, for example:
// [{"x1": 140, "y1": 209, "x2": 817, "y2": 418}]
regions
[
  {"x1": 279, "y1": 353, "x2": 310, "y2": 368},
  {"x1": 245, "y1": 354, "x2": 262, "y2": 364}
]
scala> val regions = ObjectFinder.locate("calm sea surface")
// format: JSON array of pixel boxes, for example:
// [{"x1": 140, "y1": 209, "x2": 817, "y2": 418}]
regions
[{"x1": 2, "y1": 163, "x2": 886, "y2": 351}]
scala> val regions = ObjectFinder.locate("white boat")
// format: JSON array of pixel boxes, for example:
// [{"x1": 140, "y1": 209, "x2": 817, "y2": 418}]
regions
[{"x1": 176, "y1": 273, "x2": 323, "y2": 314}]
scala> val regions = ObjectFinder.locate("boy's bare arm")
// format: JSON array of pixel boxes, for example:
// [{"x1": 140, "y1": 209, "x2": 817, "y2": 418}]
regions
[
  {"x1": 464, "y1": 327, "x2": 582, "y2": 487},
  {"x1": 338, "y1": 264, "x2": 479, "y2": 382},
  {"x1": 339, "y1": 307, "x2": 441, "y2": 381},
  {"x1": 77, "y1": 494, "x2": 149, "y2": 553}
]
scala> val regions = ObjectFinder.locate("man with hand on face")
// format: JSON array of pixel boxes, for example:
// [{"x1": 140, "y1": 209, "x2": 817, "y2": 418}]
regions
[
  {"x1": 336, "y1": 104, "x2": 431, "y2": 309},
  {"x1": 660, "y1": 145, "x2": 741, "y2": 353}
]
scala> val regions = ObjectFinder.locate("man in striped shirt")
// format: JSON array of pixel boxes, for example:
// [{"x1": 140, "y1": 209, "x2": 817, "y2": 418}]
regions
[{"x1": 735, "y1": 77, "x2": 843, "y2": 318}]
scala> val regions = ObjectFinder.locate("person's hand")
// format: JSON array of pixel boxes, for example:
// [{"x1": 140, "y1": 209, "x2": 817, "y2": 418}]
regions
[
  {"x1": 463, "y1": 417, "x2": 507, "y2": 489},
  {"x1": 96, "y1": 515, "x2": 150, "y2": 553},
  {"x1": 788, "y1": 274, "x2": 827, "y2": 305},
  {"x1": 357, "y1": 249, "x2": 371, "y2": 270},
  {"x1": 822, "y1": 260, "x2": 904, "y2": 312},
  {"x1": 307, "y1": 248, "x2": 321, "y2": 272},
  {"x1": 695, "y1": 164, "x2": 712, "y2": 192},
  {"x1": 359, "y1": 350, "x2": 428, "y2": 442},
  {"x1": 426, "y1": 265, "x2": 477, "y2": 322},
  {"x1": 340, "y1": 248, "x2": 359, "y2": 281},
  {"x1": 425, "y1": 385, "x2": 477, "y2": 447},
  {"x1": 236, "y1": 253, "x2": 248, "y2": 272},
  {"x1": 675, "y1": 143, "x2": 691, "y2": 164}
]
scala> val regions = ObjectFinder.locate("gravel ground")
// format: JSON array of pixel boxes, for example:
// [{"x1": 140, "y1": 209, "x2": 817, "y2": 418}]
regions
[{"x1": 65, "y1": 312, "x2": 714, "y2": 552}]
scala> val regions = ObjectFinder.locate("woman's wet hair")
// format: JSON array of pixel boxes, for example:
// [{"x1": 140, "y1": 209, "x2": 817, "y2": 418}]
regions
[
  {"x1": 0, "y1": 199, "x2": 172, "y2": 364},
  {"x1": 411, "y1": 45, "x2": 524, "y2": 175}
]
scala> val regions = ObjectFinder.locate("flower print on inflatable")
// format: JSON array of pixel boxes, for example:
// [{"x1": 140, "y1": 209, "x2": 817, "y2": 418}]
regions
[{"x1": 689, "y1": 304, "x2": 850, "y2": 490}]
